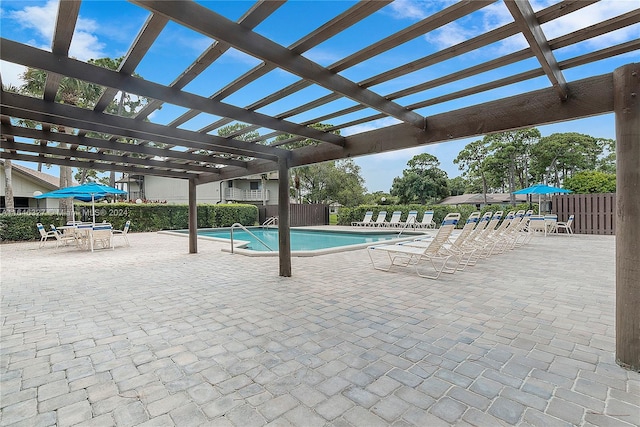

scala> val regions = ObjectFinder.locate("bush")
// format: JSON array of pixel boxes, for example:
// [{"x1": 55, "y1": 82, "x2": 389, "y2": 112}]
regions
[{"x1": 0, "y1": 203, "x2": 258, "y2": 242}]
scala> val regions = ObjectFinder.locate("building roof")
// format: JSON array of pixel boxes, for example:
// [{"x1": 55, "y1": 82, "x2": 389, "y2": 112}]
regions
[
  {"x1": 439, "y1": 193, "x2": 528, "y2": 205},
  {"x1": 1, "y1": 159, "x2": 59, "y2": 190}
]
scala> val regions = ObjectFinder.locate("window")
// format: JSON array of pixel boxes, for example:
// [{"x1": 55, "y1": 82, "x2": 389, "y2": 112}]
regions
[{"x1": 250, "y1": 181, "x2": 260, "y2": 191}]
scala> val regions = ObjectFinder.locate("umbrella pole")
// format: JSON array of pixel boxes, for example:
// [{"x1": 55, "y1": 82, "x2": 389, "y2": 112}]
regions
[{"x1": 92, "y1": 194, "x2": 96, "y2": 225}]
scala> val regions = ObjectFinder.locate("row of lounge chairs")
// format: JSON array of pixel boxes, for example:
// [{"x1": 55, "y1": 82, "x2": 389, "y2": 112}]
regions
[
  {"x1": 351, "y1": 210, "x2": 437, "y2": 229},
  {"x1": 37, "y1": 220, "x2": 131, "y2": 251},
  {"x1": 367, "y1": 209, "x2": 539, "y2": 279}
]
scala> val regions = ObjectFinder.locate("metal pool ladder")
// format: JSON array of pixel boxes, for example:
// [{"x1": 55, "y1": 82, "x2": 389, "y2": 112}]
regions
[
  {"x1": 230, "y1": 223, "x2": 274, "y2": 253},
  {"x1": 262, "y1": 216, "x2": 278, "y2": 227}
]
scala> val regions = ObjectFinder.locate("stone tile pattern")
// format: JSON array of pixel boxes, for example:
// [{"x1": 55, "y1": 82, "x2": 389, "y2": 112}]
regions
[{"x1": 1, "y1": 231, "x2": 638, "y2": 426}]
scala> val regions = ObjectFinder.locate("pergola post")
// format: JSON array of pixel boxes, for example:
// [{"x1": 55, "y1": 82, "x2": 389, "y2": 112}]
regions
[
  {"x1": 188, "y1": 178, "x2": 197, "y2": 254},
  {"x1": 278, "y1": 156, "x2": 291, "y2": 277},
  {"x1": 614, "y1": 63, "x2": 640, "y2": 371}
]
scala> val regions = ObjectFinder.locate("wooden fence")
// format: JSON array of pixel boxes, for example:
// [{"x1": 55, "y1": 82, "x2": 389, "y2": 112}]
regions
[
  {"x1": 554, "y1": 193, "x2": 615, "y2": 235},
  {"x1": 259, "y1": 204, "x2": 329, "y2": 227}
]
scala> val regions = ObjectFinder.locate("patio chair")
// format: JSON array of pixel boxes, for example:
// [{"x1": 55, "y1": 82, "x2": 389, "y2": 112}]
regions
[
  {"x1": 351, "y1": 211, "x2": 373, "y2": 226},
  {"x1": 50, "y1": 224, "x2": 79, "y2": 248},
  {"x1": 527, "y1": 215, "x2": 547, "y2": 236},
  {"x1": 556, "y1": 215, "x2": 574, "y2": 234},
  {"x1": 90, "y1": 224, "x2": 114, "y2": 252},
  {"x1": 416, "y1": 210, "x2": 436, "y2": 229},
  {"x1": 112, "y1": 220, "x2": 131, "y2": 247},
  {"x1": 544, "y1": 214, "x2": 558, "y2": 234},
  {"x1": 367, "y1": 213, "x2": 460, "y2": 279},
  {"x1": 36, "y1": 222, "x2": 57, "y2": 248},
  {"x1": 386, "y1": 211, "x2": 403, "y2": 228},
  {"x1": 371, "y1": 211, "x2": 388, "y2": 227}
]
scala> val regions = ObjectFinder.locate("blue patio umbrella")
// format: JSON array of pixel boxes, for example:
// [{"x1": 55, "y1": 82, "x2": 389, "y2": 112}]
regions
[
  {"x1": 35, "y1": 183, "x2": 127, "y2": 224},
  {"x1": 513, "y1": 183, "x2": 571, "y2": 213}
]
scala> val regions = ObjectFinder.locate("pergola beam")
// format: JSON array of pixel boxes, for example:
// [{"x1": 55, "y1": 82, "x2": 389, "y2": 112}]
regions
[
  {"x1": 504, "y1": 0, "x2": 569, "y2": 100},
  {"x1": 1, "y1": 124, "x2": 248, "y2": 168},
  {"x1": 0, "y1": 39, "x2": 345, "y2": 147},
  {"x1": 132, "y1": 0, "x2": 426, "y2": 130}
]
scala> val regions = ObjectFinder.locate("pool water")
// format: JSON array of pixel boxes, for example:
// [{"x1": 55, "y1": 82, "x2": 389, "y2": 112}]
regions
[{"x1": 179, "y1": 227, "x2": 411, "y2": 253}]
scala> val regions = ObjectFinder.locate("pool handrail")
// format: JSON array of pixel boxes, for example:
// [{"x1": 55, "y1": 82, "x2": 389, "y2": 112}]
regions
[
  {"x1": 230, "y1": 223, "x2": 274, "y2": 253},
  {"x1": 262, "y1": 216, "x2": 278, "y2": 228}
]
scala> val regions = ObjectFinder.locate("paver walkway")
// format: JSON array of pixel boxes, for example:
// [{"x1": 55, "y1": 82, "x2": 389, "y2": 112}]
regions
[{"x1": 1, "y1": 230, "x2": 638, "y2": 426}]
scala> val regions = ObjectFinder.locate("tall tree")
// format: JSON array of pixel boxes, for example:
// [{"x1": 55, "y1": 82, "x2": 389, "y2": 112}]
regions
[
  {"x1": 390, "y1": 153, "x2": 449, "y2": 204},
  {"x1": 529, "y1": 132, "x2": 602, "y2": 185},
  {"x1": 454, "y1": 139, "x2": 491, "y2": 203},
  {"x1": 485, "y1": 128, "x2": 540, "y2": 204}
]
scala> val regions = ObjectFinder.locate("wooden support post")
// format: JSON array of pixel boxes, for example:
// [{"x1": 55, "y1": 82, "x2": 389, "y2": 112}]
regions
[
  {"x1": 278, "y1": 156, "x2": 291, "y2": 277},
  {"x1": 614, "y1": 63, "x2": 640, "y2": 371},
  {"x1": 188, "y1": 178, "x2": 197, "y2": 254}
]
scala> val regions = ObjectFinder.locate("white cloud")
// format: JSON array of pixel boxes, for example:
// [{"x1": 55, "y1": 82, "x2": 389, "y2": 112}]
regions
[
  {"x1": 340, "y1": 117, "x2": 400, "y2": 137},
  {"x1": 6, "y1": 0, "x2": 105, "y2": 60},
  {"x1": 0, "y1": 60, "x2": 27, "y2": 88}
]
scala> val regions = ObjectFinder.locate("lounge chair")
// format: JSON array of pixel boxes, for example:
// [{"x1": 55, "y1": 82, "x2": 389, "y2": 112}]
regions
[
  {"x1": 401, "y1": 211, "x2": 481, "y2": 271},
  {"x1": 401, "y1": 210, "x2": 419, "y2": 229},
  {"x1": 36, "y1": 222, "x2": 57, "y2": 248},
  {"x1": 371, "y1": 211, "x2": 388, "y2": 227},
  {"x1": 544, "y1": 214, "x2": 558, "y2": 234},
  {"x1": 555, "y1": 215, "x2": 574, "y2": 234},
  {"x1": 386, "y1": 211, "x2": 403, "y2": 228},
  {"x1": 367, "y1": 213, "x2": 460, "y2": 279},
  {"x1": 351, "y1": 211, "x2": 373, "y2": 227},
  {"x1": 112, "y1": 220, "x2": 131, "y2": 246},
  {"x1": 416, "y1": 210, "x2": 436, "y2": 229}
]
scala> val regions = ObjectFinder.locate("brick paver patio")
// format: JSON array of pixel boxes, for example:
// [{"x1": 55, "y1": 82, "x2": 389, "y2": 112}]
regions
[{"x1": 1, "y1": 229, "x2": 638, "y2": 426}]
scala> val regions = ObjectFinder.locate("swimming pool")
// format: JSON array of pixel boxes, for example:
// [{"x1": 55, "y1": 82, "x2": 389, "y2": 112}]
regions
[{"x1": 164, "y1": 227, "x2": 424, "y2": 256}]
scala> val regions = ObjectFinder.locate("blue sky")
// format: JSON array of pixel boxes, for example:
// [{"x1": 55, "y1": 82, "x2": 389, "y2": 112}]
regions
[{"x1": 1, "y1": 0, "x2": 638, "y2": 192}]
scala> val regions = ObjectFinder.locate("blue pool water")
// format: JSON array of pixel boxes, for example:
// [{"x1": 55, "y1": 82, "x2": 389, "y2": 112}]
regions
[{"x1": 179, "y1": 227, "x2": 409, "y2": 252}]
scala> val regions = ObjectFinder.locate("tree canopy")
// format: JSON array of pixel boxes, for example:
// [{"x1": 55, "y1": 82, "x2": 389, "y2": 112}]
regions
[{"x1": 390, "y1": 153, "x2": 449, "y2": 204}]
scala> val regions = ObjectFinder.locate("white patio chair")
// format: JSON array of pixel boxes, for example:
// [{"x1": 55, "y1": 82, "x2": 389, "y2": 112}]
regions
[
  {"x1": 556, "y1": 215, "x2": 574, "y2": 235},
  {"x1": 50, "y1": 224, "x2": 79, "y2": 248},
  {"x1": 36, "y1": 222, "x2": 56, "y2": 248},
  {"x1": 90, "y1": 224, "x2": 114, "y2": 252},
  {"x1": 112, "y1": 220, "x2": 131, "y2": 247}
]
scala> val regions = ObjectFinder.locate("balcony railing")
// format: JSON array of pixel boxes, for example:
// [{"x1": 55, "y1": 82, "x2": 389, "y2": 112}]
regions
[{"x1": 225, "y1": 188, "x2": 269, "y2": 201}]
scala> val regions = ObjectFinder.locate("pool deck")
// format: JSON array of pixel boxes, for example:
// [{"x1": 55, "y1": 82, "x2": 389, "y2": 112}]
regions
[{"x1": 1, "y1": 228, "x2": 638, "y2": 426}]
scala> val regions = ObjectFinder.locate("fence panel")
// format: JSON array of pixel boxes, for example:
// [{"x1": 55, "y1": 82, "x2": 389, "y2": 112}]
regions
[
  {"x1": 554, "y1": 193, "x2": 615, "y2": 235},
  {"x1": 259, "y1": 204, "x2": 329, "y2": 226}
]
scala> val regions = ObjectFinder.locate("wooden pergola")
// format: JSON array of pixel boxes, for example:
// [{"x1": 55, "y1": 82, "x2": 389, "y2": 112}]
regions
[{"x1": 0, "y1": 1, "x2": 638, "y2": 369}]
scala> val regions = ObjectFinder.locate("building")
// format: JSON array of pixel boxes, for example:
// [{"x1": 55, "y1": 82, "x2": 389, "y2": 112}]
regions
[
  {"x1": 0, "y1": 160, "x2": 61, "y2": 213},
  {"x1": 117, "y1": 171, "x2": 281, "y2": 206}
]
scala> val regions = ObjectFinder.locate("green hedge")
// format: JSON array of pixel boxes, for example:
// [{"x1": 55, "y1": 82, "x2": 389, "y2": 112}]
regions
[
  {"x1": 0, "y1": 203, "x2": 258, "y2": 242},
  {"x1": 338, "y1": 203, "x2": 536, "y2": 228}
]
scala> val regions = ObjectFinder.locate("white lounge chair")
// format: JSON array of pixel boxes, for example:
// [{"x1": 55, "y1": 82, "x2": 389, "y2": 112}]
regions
[
  {"x1": 351, "y1": 211, "x2": 373, "y2": 227},
  {"x1": 401, "y1": 210, "x2": 419, "y2": 229},
  {"x1": 386, "y1": 211, "x2": 403, "y2": 228},
  {"x1": 112, "y1": 220, "x2": 131, "y2": 246},
  {"x1": 367, "y1": 213, "x2": 461, "y2": 279},
  {"x1": 416, "y1": 210, "x2": 436, "y2": 229},
  {"x1": 401, "y1": 211, "x2": 481, "y2": 271},
  {"x1": 556, "y1": 215, "x2": 574, "y2": 234},
  {"x1": 371, "y1": 211, "x2": 388, "y2": 227}
]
